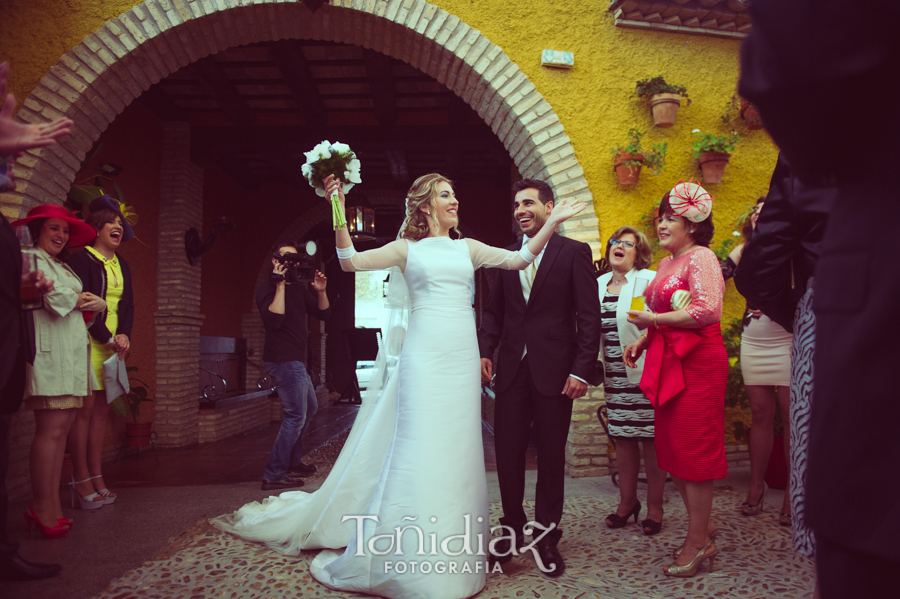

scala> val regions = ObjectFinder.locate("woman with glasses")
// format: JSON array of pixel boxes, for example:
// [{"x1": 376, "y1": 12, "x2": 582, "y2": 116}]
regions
[
  {"x1": 723, "y1": 197, "x2": 793, "y2": 525},
  {"x1": 597, "y1": 226, "x2": 667, "y2": 535}
]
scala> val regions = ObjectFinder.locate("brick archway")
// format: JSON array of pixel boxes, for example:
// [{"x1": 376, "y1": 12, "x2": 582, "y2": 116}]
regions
[
  {"x1": 5, "y1": 0, "x2": 600, "y2": 449},
  {"x1": 6, "y1": 0, "x2": 597, "y2": 244}
]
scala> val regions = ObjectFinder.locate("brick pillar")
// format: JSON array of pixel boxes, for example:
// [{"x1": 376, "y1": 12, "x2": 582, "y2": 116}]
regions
[
  {"x1": 242, "y1": 310, "x2": 266, "y2": 390},
  {"x1": 565, "y1": 385, "x2": 610, "y2": 477},
  {"x1": 154, "y1": 122, "x2": 204, "y2": 447}
]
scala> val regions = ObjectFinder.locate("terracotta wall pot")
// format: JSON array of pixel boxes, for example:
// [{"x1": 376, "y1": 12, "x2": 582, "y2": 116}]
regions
[
  {"x1": 698, "y1": 151, "x2": 731, "y2": 184},
  {"x1": 740, "y1": 99, "x2": 764, "y2": 130},
  {"x1": 649, "y1": 93, "x2": 682, "y2": 128},
  {"x1": 613, "y1": 150, "x2": 644, "y2": 185},
  {"x1": 125, "y1": 422, "x2": 153, "y2": 448}
]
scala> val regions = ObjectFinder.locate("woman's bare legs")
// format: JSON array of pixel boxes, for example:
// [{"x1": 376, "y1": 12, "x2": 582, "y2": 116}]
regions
[
  {"x1": 86, "y1": 390, "x2": 113, "y2": 497},
  {"x1": 666, "y1": 477, "x2": 715, "y2": 569},
  {"x1": 642, "y1": 441, "x2": 667, "y2": 526},
  {"x1": 31, "y1": 408, "x2": 76, "y2": 524},
  {"x1": 611, "y1": 439, "x2": 641, "y2": 519},
  {"x1": 68, "y1": 393, "x2": 99, "y2": 499},
  {"x1": 745, "y1": 385, "x2": 776, "y2": 510}
]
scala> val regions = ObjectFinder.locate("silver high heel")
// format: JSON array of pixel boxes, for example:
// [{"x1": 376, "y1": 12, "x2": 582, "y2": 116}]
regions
[
  {"x1": 90, "y1": 474, "x2": 117, "y2": 505},
  {"x1": 69, "y1": 476, "x2": 104, "y2": 510},
  {"x1": 741, "y1": 484, "x2": 766, "y2": 516}
]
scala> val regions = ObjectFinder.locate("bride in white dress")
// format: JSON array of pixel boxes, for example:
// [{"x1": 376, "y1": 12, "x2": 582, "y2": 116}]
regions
[{"x1": 213, "y1": 173, "x2": 585, "y2": 599}]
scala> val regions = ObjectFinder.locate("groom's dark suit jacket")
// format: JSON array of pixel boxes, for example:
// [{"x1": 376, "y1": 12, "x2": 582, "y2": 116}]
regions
[{"x1": 478, "y1": 233, "x2": 600, "y2": 396}]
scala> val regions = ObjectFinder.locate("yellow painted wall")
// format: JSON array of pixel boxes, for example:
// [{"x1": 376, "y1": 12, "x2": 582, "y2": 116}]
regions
[{"x1": 0, "y1": 0, "x2": 778, "y2": 328}]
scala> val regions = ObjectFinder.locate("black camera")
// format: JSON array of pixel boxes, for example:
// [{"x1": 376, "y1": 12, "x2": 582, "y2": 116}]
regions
[{"x1": 271, "y1": 241, "x2": 318, "y2": 284}]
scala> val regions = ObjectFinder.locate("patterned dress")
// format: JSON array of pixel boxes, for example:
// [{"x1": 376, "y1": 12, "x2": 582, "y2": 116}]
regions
[
  {"x1": 790, "y1": 285, "x2": 816, "y2": 558},
  {"x1": 600, "y1": 291, "x2": 655, "y2": 439}
]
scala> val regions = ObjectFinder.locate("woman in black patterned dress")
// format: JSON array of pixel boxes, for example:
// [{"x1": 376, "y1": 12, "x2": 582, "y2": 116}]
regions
[{"x1": 597, "y1": 226, "x2": 667, "y2": 534}]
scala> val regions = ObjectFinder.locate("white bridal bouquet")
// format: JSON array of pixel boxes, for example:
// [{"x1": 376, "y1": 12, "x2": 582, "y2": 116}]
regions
[{"x1": 301, "y1": 141, "x2": 362, "y2": 230}]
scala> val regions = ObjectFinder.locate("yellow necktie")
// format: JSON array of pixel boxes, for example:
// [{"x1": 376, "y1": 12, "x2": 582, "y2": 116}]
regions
[{"x1": 525, "y1": 260, "x2": 537, "y2": 289}]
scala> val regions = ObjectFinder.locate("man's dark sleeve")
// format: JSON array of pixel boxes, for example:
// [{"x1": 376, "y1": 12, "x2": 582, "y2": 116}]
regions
[
  {"x1": 257, "y1": 283, "x2": 285, "y2": 331},
  {"x1": 569, "y1": 242, "x2": 601, "y2": 381},
  {"x1": 734, "y1": 156, "x2": 799, "y2": 332},
  {"x1": 303, "y1": 286, "x2": 331, "y2": 321},
  {"x1": 478, "y1": 268, "x2": 504, "y2": 360}
]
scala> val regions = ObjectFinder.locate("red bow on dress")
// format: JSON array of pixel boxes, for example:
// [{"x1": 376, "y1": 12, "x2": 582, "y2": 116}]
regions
[{"x1": 639, "y1": 324, "x2": 721, "y2": 407}]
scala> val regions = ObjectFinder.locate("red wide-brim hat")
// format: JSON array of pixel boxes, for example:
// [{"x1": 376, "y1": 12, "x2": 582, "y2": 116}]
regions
[{"x1": 11, "y1": 204, "x2": 98, "y2": 248}]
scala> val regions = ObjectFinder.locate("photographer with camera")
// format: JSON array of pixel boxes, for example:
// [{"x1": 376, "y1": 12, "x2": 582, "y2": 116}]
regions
[{"x1": 256, "y1": 241, "x2": 330, "y2": 491}]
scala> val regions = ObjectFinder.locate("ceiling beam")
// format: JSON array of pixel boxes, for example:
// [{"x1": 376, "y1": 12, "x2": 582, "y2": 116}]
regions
[
  {"x1": 191, "y1": 125, "x2": 504, "y2": 157},
  {"x1": 445, "y1": 96, "x2": 470, "y2": 180},
  {"x1": 268, "y1": 40, "x2": 328, "y2": 125},
  {"x1": 137, "y1": 85, "x2": 188, "y2": 121},
  {"x1": 191, "y1": 57, "x2": 256, "y2": 126},
  {"x1": 363, "y1": 49, "x2": 397, "y2": 126},
  {"x1": 385, "y1": 149, "x2": 409, "y2": 188}
]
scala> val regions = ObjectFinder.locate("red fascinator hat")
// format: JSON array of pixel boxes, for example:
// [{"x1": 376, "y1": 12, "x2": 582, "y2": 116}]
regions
[
  {"x1": 11, "y1": 204, "x2": 98, "y2": 248},
  {"x1": 668, "y1": 180, "x2": 713, "y2": 223}
]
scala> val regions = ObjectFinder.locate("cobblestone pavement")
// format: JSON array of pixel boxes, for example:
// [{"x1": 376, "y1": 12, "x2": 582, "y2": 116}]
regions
[{"x1": 91, "y1": 487, "x2": 814, "y2": 599}]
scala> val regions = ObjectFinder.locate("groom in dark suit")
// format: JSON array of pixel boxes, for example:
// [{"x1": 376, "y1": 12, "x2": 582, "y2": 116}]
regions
[{"x1": 478, "y1": 178, "x2": 601, "y2": 577}]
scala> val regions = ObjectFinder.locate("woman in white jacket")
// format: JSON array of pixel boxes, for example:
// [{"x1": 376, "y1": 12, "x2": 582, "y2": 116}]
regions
[{"x1": 597, "y1": 226, "x2": 667, "y2": 534}]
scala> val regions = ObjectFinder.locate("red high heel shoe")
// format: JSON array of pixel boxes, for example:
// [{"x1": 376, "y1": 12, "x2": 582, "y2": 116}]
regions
[{"x1": 23, "y1": 506, "x2": 69, "y2": 539}]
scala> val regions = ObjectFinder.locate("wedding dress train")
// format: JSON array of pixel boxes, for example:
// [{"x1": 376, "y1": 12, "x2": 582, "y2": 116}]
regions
[{"x1": 214, "y1": 237, "x2": 496, "y2": 599}]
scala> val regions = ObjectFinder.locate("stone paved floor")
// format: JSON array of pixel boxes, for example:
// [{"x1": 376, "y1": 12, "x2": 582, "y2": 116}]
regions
[
  {"x1": 5, "y1": 403, "x2": 812, "y2": 599},
  {"x1": 91, "y1": 489, "x2": 814, "y2": 599}
]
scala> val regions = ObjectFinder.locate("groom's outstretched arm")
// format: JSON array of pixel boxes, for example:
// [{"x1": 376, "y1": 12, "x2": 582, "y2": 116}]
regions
[
  {"x1": 569, "y1": 243, "x2": 602, "y2": 383},
  {"x1": 478, "y1": 268, "x2": 505, "y2": 382}
]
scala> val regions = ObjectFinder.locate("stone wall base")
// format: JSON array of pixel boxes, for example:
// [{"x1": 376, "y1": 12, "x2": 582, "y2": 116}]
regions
[{"x1": 199, "y1": 397, "x2": 271, "y2": 444}]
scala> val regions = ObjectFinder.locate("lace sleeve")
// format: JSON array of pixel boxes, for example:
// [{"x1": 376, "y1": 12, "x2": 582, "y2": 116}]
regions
[
  {"x1": 686, "y1": 248, "x2": 726, "y2": 326},
  {"x1": 464, "y1": 239, "x2": 536, "y2": 270},
  {"x1": 337, "y1": 239, "x2": 409, "y2": 272}
]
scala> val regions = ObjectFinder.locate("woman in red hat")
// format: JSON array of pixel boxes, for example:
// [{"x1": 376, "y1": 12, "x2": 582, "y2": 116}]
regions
[
  {"x1": 66, "y1": 196, "x2": 135, "y2": 509},
  {"x1": 10, "y1": 205, "x2": 105, "y2": 538}
]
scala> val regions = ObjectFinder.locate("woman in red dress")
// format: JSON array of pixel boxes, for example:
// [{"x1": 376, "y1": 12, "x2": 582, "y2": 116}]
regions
[{"x1": 624, "y1": 181, "x2": 728, "y2": 578}]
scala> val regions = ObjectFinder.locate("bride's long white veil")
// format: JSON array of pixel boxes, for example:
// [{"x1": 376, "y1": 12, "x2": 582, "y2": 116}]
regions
[{"x1": 211, "y1": 266, "x2": 410, "y2": 555}]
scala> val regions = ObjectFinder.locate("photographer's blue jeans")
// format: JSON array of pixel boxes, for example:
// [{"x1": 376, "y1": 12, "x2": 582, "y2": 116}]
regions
[{"x1": 263, "y1": 361, "x2": 318, "y2": 482}]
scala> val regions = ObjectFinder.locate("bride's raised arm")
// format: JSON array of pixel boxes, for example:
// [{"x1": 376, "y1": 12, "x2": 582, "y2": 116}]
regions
[
  {"x1": 325, "y1": 175, "x2": 409, "y2": 272},
  {"x1": 466, "y1": 196, "x2": 588, "y2": 270}
]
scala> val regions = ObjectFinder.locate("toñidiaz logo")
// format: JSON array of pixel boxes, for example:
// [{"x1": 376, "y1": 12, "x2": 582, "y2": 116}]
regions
[{"x1": 342, "y1": 514, "x2": 559, "y2": 574}]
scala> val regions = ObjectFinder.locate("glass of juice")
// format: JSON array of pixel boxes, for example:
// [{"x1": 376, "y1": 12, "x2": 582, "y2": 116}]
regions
[
  {"x1": 21, "y1": 253, "x2": 44, "y2": 311},
  {"x1": 629, "y1": 278, "x2": 648, "y2": 318}
]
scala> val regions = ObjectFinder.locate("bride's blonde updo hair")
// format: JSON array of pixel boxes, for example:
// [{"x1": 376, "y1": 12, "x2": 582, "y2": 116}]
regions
[{"x1": 399, "y1": 173, "x2": 459, "y2": 241}]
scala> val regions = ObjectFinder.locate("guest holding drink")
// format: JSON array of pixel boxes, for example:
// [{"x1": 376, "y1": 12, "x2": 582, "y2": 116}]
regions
[
  {"x1": 723, "y1": 197, "x2": 793, "y2": 524},
  {"x1": 10, "y1": 206, "x2": 103, "y2": 538},
  {"x1": 624, "y1": 182, "x2": 727, "y2": 577},
  {"x1": 65, "y1": 196, "x2": 135, "y2": 509},
  {"x1": 596, "y1": 226, "x2": 667, "y2": 534}
]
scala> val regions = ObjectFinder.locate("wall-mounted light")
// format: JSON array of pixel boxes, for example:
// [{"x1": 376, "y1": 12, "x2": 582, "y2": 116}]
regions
[
  {"x1": 346, "y1": 204, "x2": 376, "y2": 241},
  {"x1": 541, "y1": 49, "x2": 574, "y2": 69}
]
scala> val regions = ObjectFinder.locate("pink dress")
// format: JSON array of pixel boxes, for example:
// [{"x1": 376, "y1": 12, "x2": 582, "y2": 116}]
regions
[{"x1": 641, "y1": 247, "x2": 728, "y2": 481}]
